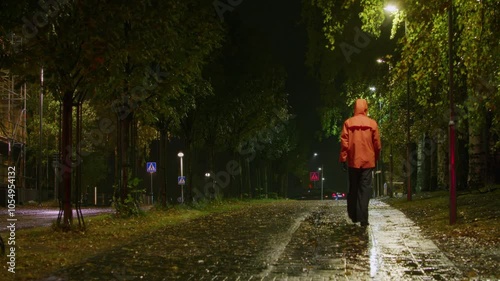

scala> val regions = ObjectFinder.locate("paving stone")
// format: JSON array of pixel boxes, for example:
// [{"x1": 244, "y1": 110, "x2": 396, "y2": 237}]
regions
[{"x1": 37, "y1": 200, "x2": 465, "y2": 281}]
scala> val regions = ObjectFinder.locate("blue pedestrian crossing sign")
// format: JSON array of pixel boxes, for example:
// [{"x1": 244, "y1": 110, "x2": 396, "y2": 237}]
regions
[
  {"x1": 178, "y1": 176, "x2": 186, "y2": 185},
  {"x1": 146, "y1": 162, "x2": 157, "y2": 173}
]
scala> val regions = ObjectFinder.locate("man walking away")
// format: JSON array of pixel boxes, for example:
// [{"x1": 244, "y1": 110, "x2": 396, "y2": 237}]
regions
[{"x1": 339, "y1": 99, "x2": 381, "y2": 227}]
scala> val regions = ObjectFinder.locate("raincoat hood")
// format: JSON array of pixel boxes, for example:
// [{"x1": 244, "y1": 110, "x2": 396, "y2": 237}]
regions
[
  {"x1": 354, "y1": 99, "x2": 368, "y2": 116},
  {"x1": 339, "y1": 98, "x2": 381, "y2": 168}
]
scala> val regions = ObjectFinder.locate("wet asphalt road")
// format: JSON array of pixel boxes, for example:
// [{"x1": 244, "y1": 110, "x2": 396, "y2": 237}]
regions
[
  {"x1": 0, "y1": 207, "x2": 114, "y2": 231},
  {"x1": 34, "y1": 200, "x2": 464, "y2": 281}
]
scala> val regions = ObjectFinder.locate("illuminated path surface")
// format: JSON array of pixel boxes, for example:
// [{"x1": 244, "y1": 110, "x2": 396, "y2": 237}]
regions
[
  {"x1": 0, "y1": 207, "x2": 114, "y2": 230},
  {"x1": 36, "y1": 200, "x2": 461, "y2": 281}
]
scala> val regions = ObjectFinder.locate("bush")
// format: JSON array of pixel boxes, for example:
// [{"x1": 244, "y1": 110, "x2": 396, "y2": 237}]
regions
[{"x1": 111, "y1": 177, "x2": 145, "y2": 218}]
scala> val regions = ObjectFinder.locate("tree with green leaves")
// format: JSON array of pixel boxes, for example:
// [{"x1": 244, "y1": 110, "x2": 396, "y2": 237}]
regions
[
  {"x1": 2, "y1": 0, "x2": 225, "y2": 221},
  {"x1": 302, "y1": 0, "x2": 499, "y2": 192},
  {"x1": 195, "y1": 24, "x2": 292, "y2": 199},
  {"x1": 2, "y1": 0, "x2": 112, "y2": 229}
]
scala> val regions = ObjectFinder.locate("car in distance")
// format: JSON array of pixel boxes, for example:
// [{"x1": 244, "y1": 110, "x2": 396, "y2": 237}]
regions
[{"x1": 332, "y1": 192, "x2": 346, "y2": 200}]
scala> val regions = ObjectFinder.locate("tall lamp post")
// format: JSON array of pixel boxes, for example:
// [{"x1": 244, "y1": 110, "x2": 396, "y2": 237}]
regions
[
  {"x1": 377, "y1": 58, "x2": 394, "y2": 197},
  {"x1": 448, "y1": 0, "x2": 456, "y2": 225},
  {"x1": 178, "y1": 152, "x2": 184, "y2": 203},
  {"x1": 384, "y1": 4, "x2": 411, "y2": 201},
  {"x1": 318, "y1": 166, "x2": 324, "y2": 200},
  {"x1": 38, "y1": 68, "x2": 44, "y2": 204},
  {"x1": 369, "y1": 86, "x2": 382, "y2": 196}
]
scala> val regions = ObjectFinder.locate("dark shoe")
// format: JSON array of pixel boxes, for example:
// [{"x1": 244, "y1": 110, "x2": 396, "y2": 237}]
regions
[{"x1": 360, "y1": 222, "x2": 369, "y2": 227}]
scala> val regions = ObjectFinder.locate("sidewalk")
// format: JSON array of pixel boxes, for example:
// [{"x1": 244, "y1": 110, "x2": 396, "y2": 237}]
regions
[
  {"x1": 33, "y1": 200, "x2": 467, "y2": 281},
  {"x1": 256, "y1": 199, "x2": 463, "y2": 280},
  {"x1": 366, "y1": 200, "x2": 461, "y2": 280}
]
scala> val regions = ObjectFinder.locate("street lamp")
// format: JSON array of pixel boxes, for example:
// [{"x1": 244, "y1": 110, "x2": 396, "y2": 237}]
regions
[
  {"x1": 178, "y1": 152, "x2": 184, "y2": 203},
  {"x1": 384, "y1": 4, "x2": 399, "y2": 13},
  {"x1": 369, "y1": 86, "x2": 382, "y2": 197},
  {"x1": 312, "y1": 153, "x2": 318, "y2": 189},
  {"x1": 384, "y1": 4, "x2": 412, "y2": 201},
  {"x1": 205, "y1": 172, "x2": 215, "y2": 198},
  {"x1": 318, "y1": 166, "x2": 324, "y2": 200},
  {"x1": 448, "y1": 0, "x2": 456, "y2": 225},
  {"x1": 37, "y1": 68, "x2": 44, "y2": 204},
  {"x1": 377, "y1": 58, "x2": 394, "y2": 197}
]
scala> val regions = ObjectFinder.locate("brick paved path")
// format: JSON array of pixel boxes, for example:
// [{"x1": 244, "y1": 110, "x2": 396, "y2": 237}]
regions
[{"x1": 39, "y1": 200, "x2": 462, "y2": 281}]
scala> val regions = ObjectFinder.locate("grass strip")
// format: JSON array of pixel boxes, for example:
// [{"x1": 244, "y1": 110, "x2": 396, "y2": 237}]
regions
[
  {"x1": 1, "y1": 199, "x2": 286, "y2": 280},
  {"x1": 382, "y1": 188, "x2": 500, "y2": 242}
]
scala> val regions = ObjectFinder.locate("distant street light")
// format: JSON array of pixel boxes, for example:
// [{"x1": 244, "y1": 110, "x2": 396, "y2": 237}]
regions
[
  {"x1": 321, "y1": 176, "x2": 325, "y2": 199},
  {"x1": 312, "y1": 153, "x2": 325, "y2": 200},
  {"x1": 205, "y1": 172, "x2": 215, "y2": 198},
  {"x1": 312, "y1": 153, "x2": 318, "y2": 189},
  {"x1": 178, "y1": 152, "x2": 184, "y2": 203}
]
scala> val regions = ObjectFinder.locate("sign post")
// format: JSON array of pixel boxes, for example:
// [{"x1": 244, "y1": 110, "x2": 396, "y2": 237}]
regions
[
  {"x1": 310, "y1": 171, "x2": 320, "y2": 197},
  {"x1": 310, "y1": 172, "x2": 319, "y2": 182},
  {"x1": 146, "y1": 162, "x2": 157, "y2": 204},
  {"x1": 177, "y1": 152, "x2": 185, "y2": 203}
]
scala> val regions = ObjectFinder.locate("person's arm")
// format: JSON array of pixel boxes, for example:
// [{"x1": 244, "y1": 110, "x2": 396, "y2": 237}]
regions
[{"x1": 339, "y1": 121, "x2": 349, "y2": 163}]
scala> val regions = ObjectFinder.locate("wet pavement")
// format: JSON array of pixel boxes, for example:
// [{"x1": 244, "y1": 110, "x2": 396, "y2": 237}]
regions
[
  {"x1": 33, "y1": 199, "x2": 468, "y2": 281},
  {"x1": 0, "y1": 207, "x2": 114, "y2": 230}
]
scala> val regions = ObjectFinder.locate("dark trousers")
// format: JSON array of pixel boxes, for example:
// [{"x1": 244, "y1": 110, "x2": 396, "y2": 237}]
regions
[{"x1": 347, "y1": 167, "x2": 373, "y2": 224}]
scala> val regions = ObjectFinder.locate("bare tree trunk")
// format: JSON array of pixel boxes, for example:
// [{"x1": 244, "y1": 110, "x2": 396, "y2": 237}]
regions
[
  {"x1": 264, "y1": 163, "x2": 268, "y2": 198},
  {"x1": 417, "y1": 136, "x2": 424, "y2": 192},
  {"x1": 418, "y1": 134, "x2": 432, "y2": 192},
  {"x1": 468, "y1": 107, "x2": 487, "y2": 189},
  {"x1": 437, "y1": 132, "x2": 448, "y2": 189},
  {"x1": 246, "y1": 160, "x2": 252, "y2": 198},
  {"x1": 457, "y1": 137, "x2": 469, "y2": 191},
  {"x1": 119, "y1": 112, "x2": 132, "y2": 202},
  {"x1": 256, "y1": 165, "x2": 261, "y2": 198},
  {"x1": 485, "y1": 111, "x2": 497, "y2": 185},
  {"x1": 468, "y1": 133, "x2": 484, "y2": 189},
  {"x1": 429, "y1": 136, "x2": 438, "y2": 191},
  {"x1": 160, "y1": 128, "x2": 168, "y2": 206},
  {"x1": 239, "y1": 158, "x2": 243, "y2": 198},
  {"x1": 61, "y1": 92, "x2": 73, "y2": 228}
]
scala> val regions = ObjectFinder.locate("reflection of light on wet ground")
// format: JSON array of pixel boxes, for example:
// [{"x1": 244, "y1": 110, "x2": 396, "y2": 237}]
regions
[
  {"x1": 15, "y1": 208, "x2": 113, "y2": 216},
  {"x1": 0, "y1": 208, "x2": 114, "y2": 230},
  {"x1": 369, "y1": 226, "x2": 380, "y2": 278}
]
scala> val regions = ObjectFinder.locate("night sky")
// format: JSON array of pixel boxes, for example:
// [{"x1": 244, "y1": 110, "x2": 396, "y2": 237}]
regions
[{"x1": 236, "y1": 0, "x2": 347, "y2": 193}]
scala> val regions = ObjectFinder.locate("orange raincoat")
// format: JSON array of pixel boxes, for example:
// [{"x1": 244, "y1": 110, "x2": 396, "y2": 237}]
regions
[{"x1": 339, "y1": 99, "x2": 381, "y2": 168}]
